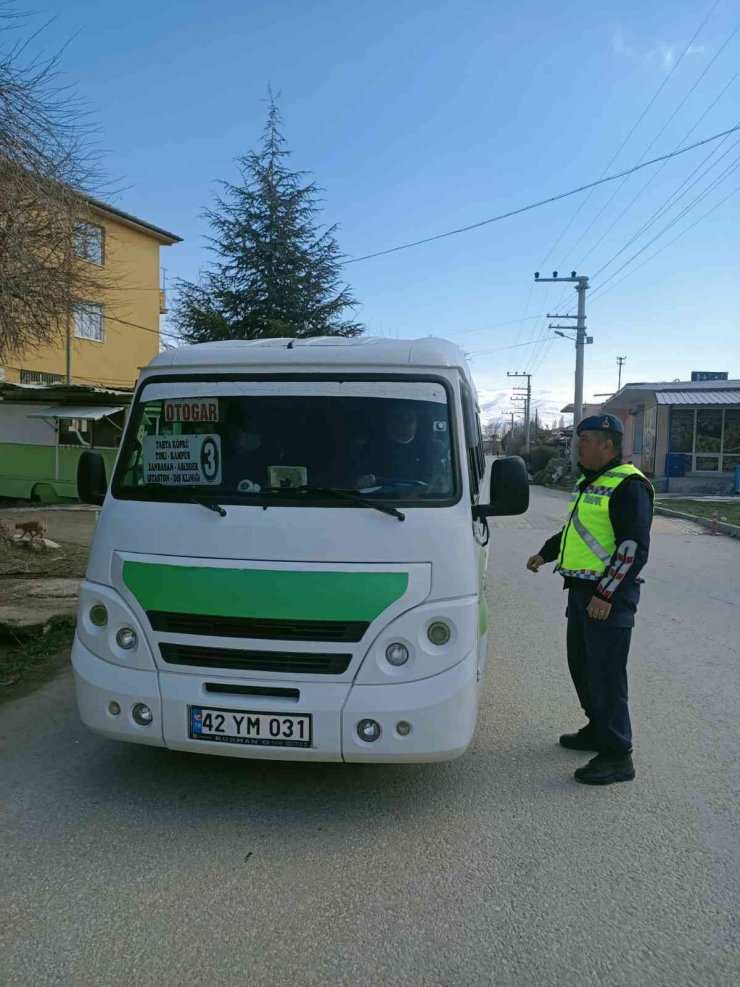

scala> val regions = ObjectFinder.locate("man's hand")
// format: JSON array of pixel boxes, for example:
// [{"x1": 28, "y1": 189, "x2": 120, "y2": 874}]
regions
[
  {"x1": 587, "y1": 596, "x2": 612, "y2": 621},
  {"x1": 355, "y1": 474, "x2": 377, "y2": 489},
  {"x1": 526, "y1": 555, "x2": 545, "y2": 573}
]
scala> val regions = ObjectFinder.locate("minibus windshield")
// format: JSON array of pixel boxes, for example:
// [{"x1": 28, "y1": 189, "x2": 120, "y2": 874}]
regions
[{"x1": 114, "y1": 377, "x2": 459, "y2": 506}]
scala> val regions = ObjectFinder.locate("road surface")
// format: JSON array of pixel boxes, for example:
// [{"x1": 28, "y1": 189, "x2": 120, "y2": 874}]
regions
[{"x1": 1, "y1": 487, "x2": 738, "y2": 986}]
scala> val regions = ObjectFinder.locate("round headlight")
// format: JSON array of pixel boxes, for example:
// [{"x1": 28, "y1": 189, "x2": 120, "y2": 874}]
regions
[
  {"x1": 427, "y1": 621, "x2": 451, "y2": 646},
  {"x1": 385, "y1": 642, "x2": 410, "y2": 666},
  {"x1": 116, "y1": 627, "x2": 138, "y2": 650},
  {"x1": 357, "y1": 719, "x2": 381, "y2": 743},
  {"x1": 90, "y1": 604, "x2": 108, "y2": 627},
  {"x1": 132, "y1": 703, "x2": 153, "y2": 726}
]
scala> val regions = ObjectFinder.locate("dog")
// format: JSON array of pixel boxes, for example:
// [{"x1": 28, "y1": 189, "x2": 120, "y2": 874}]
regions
[{"x1": 15, "y1": 519, "x2": 48, "y2": 541}]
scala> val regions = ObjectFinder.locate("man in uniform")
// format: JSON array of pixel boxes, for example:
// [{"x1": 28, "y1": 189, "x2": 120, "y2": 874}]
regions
[{"x1": 526, "y1": 414, "x2": 654, "y2": 785}]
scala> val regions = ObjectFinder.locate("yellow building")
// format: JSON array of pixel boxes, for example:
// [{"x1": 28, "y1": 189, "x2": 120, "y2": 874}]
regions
[{"x1": 0, "y1": 197, "x2": 181, "y2": 389}]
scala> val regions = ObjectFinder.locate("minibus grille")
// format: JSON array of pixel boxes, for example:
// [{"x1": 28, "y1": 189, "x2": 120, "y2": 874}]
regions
[
  {"x1": 159, "y1": 643, "x2": 351, "y2": 675},
  {"x1": 147, "y1": 610, "x2": 368, "y2": 643}
]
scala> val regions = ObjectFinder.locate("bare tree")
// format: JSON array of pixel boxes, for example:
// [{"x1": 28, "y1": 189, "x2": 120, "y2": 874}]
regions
[{"x1": 0, "y1": 6, "x2": 108, "y2": 366}]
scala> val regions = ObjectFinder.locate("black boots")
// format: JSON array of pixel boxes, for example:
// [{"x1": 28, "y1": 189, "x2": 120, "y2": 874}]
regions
[
  {"x1": 574, "y1": 751, "x2": 635, "y2": 785},
  {"x1": 559, "y1": 724, "x2": 599, "y2": 751}
]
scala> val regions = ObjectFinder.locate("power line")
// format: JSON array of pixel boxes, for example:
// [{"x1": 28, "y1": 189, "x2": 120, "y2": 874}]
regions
[
  {"x1": 590, "y1": 179, "x2": 740, "y2": 303},
  {"x1": 591, "y1": 150, "x2": 740, "y2": 297},
  {"x1": 442, "y1": 314, "x2": 543, "y2": 338},
  {"x1": 539, "y1": 0, "x2": 720, "y2": 272},
  {"x1": 593, "y1": 128, "x2": 740, "y2": 279},
  {"x1": 105, "y1": 313, "x2": 181, "y2": 341},
  {"x1": 572, "y1": 18, "x2": 740, "y2": 271},
  {"x1": 343, "y1": 124, "x2": 740, "y2": 266},
  {"x1": 468, "y1": 336, "x2": 553, "y2": 357},
  {"x1": 565, "y1": 17, "x2": 740, "y2": 272}
]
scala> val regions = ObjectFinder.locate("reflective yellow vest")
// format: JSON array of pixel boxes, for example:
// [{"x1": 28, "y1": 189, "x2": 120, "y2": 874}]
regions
[{"x1": 558, "y1": 463, "x2": 653, "y2": 580}]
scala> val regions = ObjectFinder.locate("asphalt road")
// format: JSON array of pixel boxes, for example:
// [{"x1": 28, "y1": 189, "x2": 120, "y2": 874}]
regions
[{"x1": 1, "y1": 487, "x2": 738, "y2": 986}]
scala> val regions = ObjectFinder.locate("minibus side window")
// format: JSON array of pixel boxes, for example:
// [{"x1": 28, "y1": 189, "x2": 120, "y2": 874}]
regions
[{"x1": 461, "y1": 381, "x2": 484, "y2": 499}]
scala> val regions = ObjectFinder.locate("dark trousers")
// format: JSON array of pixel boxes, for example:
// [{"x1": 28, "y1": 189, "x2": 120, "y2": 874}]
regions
[{"x1": 566, "y1": 587, "x2": 633, "y2": 754}]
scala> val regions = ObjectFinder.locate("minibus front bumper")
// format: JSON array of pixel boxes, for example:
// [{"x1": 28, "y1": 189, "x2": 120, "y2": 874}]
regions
[{"x1": 72, "y1": 636, "x2": 479, "y2": 763}]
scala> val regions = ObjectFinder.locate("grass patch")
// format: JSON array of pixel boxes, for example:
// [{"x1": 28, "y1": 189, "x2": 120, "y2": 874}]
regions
[
  {"x1": 0, "y1": 616, "x2": 75, "y2": 703},
  {"x1": 658, "y1": 499, "x2": 740, "y2": 525},
  {"x1": 0, "y1": 539, "x2": 89, "y2": 579}
]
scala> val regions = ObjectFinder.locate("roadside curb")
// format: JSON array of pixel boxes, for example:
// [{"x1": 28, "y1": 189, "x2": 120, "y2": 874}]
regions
[{"x1": 654, "y1": 505, "x2": 740, "y2": 539}]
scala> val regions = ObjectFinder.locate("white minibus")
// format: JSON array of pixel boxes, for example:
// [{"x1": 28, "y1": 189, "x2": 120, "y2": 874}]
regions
[{"x1": 74, "y1": 336, "x2": 528, "y2": 762}]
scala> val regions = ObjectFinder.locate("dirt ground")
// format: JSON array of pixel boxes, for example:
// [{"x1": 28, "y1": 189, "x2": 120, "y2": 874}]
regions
[
  {"x1": 0, "y1": 505, "x2": 96, "y2": 697},
  {"x1": 0, "y1": 504, "x2": 98, "y2": 548}
]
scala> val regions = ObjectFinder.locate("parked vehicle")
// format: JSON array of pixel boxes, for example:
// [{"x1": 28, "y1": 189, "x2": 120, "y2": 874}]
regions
[{"x1": 74, "y1": 337, "x2": 528, "y2": 762}]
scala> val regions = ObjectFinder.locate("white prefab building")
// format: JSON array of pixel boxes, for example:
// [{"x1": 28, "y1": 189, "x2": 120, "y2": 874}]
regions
[{"x1": 603, "y1": 378, "x2": 740, "y2": 494}]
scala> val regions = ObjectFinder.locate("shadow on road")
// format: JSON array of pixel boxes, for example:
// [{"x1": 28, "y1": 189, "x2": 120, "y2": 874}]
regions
[{"x1": 73, "y1": 738, "x2": 479, "y2": 836}]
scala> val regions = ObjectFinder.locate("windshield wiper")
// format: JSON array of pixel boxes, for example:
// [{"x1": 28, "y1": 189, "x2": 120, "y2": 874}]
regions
[
  {"x1": 131, "y1": 483, "x2": 227, "y2": 517},
  {"x1": 190, "y1": 496, "x2": 227, "y2": 517},
  {"x1": 252, "y1": 485, "x2": 405, "y2": 521},
  {"x1": 302, "y1": 486, "x2": 405, "y2": 521}
]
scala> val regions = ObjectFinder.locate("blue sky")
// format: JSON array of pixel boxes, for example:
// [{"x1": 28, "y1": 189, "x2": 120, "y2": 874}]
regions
[{"x1": 25, "y1": 0, "x2": 740, "y2": 423}]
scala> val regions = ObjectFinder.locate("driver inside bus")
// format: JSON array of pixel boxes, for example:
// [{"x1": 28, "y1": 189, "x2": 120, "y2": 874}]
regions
[
  {"x1": 355, "y1": 404, "x2": 449, "y2": 492},
  {"x1": 223, "y1": 415, "x2": 270, "y2": 491}
]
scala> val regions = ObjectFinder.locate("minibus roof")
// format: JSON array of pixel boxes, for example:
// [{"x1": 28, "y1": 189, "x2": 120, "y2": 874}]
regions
[{"x1": 146, "y1": 336, "x2": 475, "y2": 390}]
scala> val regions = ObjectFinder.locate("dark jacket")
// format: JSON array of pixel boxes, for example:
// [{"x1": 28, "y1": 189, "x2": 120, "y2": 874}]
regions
[{"x1": 538, "y1": 459, "x2": 653, "y2": 616}]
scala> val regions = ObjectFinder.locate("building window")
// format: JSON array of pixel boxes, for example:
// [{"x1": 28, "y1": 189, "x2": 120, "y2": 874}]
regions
[
  {"x1": 668, "y1": 406, "x2": 740, "y2": 472},
  {"x1": 59, "y1": 418, "x2": 91, "y2": 447},
  {"x1": 74, "y1": 302, "x2": 104, "y2": 342},
  {"x1": 19, "y1": 369, "x2": 64, "y2": 385},
  {"x1": 75, "y1": 222, "x2": 105, "y2": 265},
  {"x1": 632, "y1": 411, "x2": 644, "y2": 454},
  {"x1": 669, "y1": 409, "x2": 694, "y2": 452},
  {"x1": 724, "y1": 409, "x2": 740, "y2": 458},
  {"x1": 695, "y1": 409, "x2": 722, "y2": 453}
]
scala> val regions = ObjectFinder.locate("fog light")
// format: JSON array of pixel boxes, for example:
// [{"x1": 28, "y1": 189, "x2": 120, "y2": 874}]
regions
[
  {"x1": 357, "y1": 718, "x2": 381, "y2": 743},
  {"x1": 132, "y1": 703, "x2": 153, "y2": 726},
  {"x1": 107, "y1": 701, "x2": 121, "y2": 716},
  {"x1": 90, "y1": 604, "x2": 108, "y2": 627},
  {"x1": 427, "y1": 621, "x2": 451, "y2": 646},
  {"x1": 396, "y1": 720, "x2": 412, "y2": 736},
  {"x1": 385, "y1": 642, "x2": 409, "y2": 666},
  {"x1": 116, "y1": 627, "x2": 137, "y2": 650}
]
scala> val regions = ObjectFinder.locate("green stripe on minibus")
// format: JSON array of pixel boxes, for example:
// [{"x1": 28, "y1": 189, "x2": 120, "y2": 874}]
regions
[{"x1": 122, "y1": 562, "x2": 408, "y2": 622}]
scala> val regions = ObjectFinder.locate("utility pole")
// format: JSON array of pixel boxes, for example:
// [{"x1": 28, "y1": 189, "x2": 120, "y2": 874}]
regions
[
  {"x1": 536, "y1": 269, "x2": 591, "y2": 470},
  {"x1": 507, "y1": 371, "x2": 532, "y2": 454},
  {"x1": 507, "y1": 411, "x2": 516, "y2": 452},
  {"x1": 617, "y1": 356, "x2": 626, "y2": 390}
]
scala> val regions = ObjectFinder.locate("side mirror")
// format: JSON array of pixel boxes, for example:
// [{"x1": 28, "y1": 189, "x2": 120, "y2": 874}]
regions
[
  {"x1": 77, "y1": 450, "x2": 108, "y2": 506},
  {"x1": 473, "y1": 455, "x2": 529, "y2": 519}
]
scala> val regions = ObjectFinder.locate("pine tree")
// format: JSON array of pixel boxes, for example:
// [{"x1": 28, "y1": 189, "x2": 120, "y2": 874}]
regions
[{"x1": 174, "y1": 94, "x2": 363, "y2": 342}]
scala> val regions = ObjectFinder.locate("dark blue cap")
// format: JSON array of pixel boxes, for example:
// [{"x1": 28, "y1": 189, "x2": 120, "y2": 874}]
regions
[{"x1": 576, "y1": 413, "x2": 624, "y2": 436}]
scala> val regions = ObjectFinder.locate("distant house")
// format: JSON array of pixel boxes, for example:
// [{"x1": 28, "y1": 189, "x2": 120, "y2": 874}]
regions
[
  {"x1": 0, "y1": 197, "x2": 181, "y2": 390},
  {"x1": 602, "y1": 378, "x2": 740, "y2": 494}
]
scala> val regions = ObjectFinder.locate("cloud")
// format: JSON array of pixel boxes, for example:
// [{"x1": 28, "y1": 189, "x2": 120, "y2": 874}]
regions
[
  {"x1": 611, "y1": 31, "x2": 635, "y2": 59},
  {"x1": 659, "y1": 45, "x2": 676, "y2": 71},
  {"x1": 612, "y1": 31, "x2": 706, "y2": 72}
]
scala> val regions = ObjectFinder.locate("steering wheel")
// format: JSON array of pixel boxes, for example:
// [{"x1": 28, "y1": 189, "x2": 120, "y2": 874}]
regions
[{"x1": 375, "y1": 478, "x2": 429, "y2": 490}]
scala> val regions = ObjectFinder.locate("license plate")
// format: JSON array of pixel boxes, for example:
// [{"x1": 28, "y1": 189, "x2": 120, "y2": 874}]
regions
[{"x1": 188, "y1": 706, "x2": 312, "y2": 748}]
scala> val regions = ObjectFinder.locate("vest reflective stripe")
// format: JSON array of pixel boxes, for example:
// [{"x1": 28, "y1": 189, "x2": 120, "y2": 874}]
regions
[
  {"x1": 558, "y1": 463, "x2": 651, "y2": 577},
  {"x1": 570, "y1": 511, "x2": 613, "y2": 564},
  {"x1": 558, "y1": 568, "x2": 603, "y2": 581}
]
